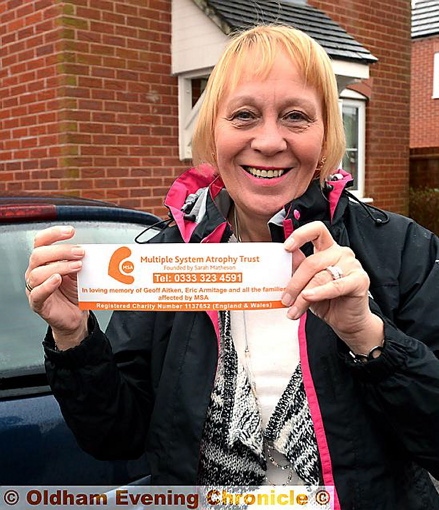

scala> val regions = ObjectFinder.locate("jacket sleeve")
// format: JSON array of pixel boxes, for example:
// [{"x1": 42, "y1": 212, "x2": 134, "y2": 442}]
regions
[
  {"x1": 344, "y1": 221, "x2": 439, "y2": 478},
  {"x1": 44, "y1": 311, "x2": 156, "y2": 460}
]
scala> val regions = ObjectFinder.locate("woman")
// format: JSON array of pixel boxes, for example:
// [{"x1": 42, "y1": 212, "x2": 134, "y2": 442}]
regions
[{"x1": 25, "y1": 25, "x2": 439, "y2": 509}]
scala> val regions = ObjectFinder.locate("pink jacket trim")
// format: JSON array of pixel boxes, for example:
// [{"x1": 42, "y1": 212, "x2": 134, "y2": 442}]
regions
[
  {"x1": 201, "y1": 222, "x2": 228, "y2": 345},
  {"x1": 206, "y1": 310, "x2": 220, "y2": 341},
  {"x1": 328, "y1": 170, "x2": 352, "y2": 221},
  {"x1": 299, "y1": 313, "x2": 341, "y2": 510},
  {"x1": 164, "y1": 166, "x2": 222, "y2": 243}
]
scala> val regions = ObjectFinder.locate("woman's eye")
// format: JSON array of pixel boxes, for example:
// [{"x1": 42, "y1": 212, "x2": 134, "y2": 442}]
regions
[
  {"x1": 284, "y1": 110, "x2": 309, "y2": 122},
  {"x1": 231, "y1": 110, "x2": 255, "y2": 121}
]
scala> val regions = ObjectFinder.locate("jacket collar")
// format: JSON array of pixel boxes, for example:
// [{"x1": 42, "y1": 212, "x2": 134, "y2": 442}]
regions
[{"x1": 164, "y1": 166, "x2": 353, "y2": 244}]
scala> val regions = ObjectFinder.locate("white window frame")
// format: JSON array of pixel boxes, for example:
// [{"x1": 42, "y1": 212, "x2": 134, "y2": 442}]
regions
[
  {"x1": 433, "y1": 52, "x2": 439, "y2": 99},
  {"x1": 177, "y1": 71, "x2": 211, "y2": 161},
  {"x1": 340, "y1": 90, "x2": 368, "y2": 200}
]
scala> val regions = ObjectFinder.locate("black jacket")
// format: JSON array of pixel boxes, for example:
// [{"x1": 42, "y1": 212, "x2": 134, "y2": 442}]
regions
[{"x1": 44, "y1": 169, "x2": 439, "y2": 510}]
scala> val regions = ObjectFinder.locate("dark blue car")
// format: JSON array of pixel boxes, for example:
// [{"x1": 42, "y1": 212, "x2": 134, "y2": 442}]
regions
[{"x1": 0, "y1": 196, "x2": 163, "y2": 485}]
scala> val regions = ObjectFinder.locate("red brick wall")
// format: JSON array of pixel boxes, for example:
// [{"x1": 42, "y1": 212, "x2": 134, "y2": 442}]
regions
[
  {"x1": 0, "y1": 1, "x2": 64, "y2": 193},
  {"x1": 0, "y1": 0, "x2": 187, "y2": 217},
  {"x1": 410, "y1": 149, "x2": 439, "y2": 189},
  {"x1": 310, "y1": 0, "x2": 411, "y2": 214},
  {"x1": 410, "y1": 37, "x2": 439, "y2": 148}
]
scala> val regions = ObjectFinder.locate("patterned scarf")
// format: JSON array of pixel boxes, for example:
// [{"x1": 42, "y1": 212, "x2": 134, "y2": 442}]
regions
[{"x1": 197, "y1": 311, "x2": 321, "y2": 486}]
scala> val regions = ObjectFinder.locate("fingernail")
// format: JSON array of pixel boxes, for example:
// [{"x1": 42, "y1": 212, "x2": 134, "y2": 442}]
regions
[
  {"x1": 49, "y1": 274, "x2": 61, "y2": 284},
  {"x1": 284, "y1": 237, "x2": 296, "y2": 250},
  {"x1": 281, "y1": 292, "x2": 293, "y2": 307},
  {"x1": 287, "y1": 306, "x2": 301, "y2": 320},
  {"x1": 72, "y1": 247, "x2": 85, "y2": 257},
  {"x1": 302, "y1": 288, "x2": 316, "y2": 298}
]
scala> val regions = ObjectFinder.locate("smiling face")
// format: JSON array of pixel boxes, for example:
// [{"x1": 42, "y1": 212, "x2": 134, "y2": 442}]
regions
[{"x1": 214, "y1": 52, "x2": 325, "y2": 228}]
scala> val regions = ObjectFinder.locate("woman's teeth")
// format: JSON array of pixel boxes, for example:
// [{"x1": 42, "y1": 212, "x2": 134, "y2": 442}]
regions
[{"x1": 244, "y1": 166, "x2": 287, "y2": 179}]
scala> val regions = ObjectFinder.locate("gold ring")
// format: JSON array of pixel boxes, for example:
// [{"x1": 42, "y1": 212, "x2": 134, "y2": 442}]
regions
[
  {"x1": 325, "y1": 265, "x2": 343, "y2": 280},
  {"x1": 25, "y1": 279, "x2": 34, "y2": 292}
]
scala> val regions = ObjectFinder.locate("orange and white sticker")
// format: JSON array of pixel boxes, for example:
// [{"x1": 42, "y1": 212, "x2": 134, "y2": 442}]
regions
[{"x1": 77, "y1": 243, "x2": 292, "y2": 312}]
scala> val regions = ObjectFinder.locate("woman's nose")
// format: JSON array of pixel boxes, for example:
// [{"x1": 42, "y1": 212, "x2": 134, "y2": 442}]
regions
[{"x1": 250, "y1": 121, "x2": 288, "y2": 155}]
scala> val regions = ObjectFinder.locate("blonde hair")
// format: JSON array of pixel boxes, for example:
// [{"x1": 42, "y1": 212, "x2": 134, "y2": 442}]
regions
[{"x1": 191, "y1": 24, "x2": 346, "y2": 182}]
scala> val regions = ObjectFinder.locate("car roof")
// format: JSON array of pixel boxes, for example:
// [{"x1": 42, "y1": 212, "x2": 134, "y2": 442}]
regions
[
  {"x1": 0, "y1": 194, "x2": 165, "y2": 227},
  {"x1": 0, "y1": 194, "x2": 116, "y2": 206}
]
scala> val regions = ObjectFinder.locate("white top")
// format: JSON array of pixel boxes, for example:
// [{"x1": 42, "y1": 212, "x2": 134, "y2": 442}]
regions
[{"x1": 230, "y1": 308, "x2": 304, "y2": 485}]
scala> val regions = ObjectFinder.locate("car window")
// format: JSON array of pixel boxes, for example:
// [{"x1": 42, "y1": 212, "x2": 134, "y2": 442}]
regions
[{"x1": 0, "y1": 220, "x2": 160, "y2": 377}]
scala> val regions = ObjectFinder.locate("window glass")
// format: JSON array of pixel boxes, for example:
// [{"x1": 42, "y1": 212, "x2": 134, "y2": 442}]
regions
[
  {"x1": 191, "y1": 77, "x2": 208, "y2": 107},
  {"x1": 341, "y1": 95, "x2": 366, "y2": 197},
  {"x1": 0, "y1": 221, "x2": 159, "y2": 376},
  {"x1": 342, "y1": 104, "x2": 359, "y2": 186}
]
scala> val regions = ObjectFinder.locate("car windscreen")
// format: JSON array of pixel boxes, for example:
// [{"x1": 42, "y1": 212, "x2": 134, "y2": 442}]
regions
[{"x1": 0, "y1": 220, "x2": 160, "y2": 379}]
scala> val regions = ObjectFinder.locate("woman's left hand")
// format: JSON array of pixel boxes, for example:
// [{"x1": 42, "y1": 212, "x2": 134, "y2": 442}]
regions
[{"x1": 282, "y1": 221, "x2": 384, "y2": 355}]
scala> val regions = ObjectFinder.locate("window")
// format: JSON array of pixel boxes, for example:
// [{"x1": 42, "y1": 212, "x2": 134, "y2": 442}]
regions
[
  {"x1": 433, "y1": 53, "x2": 439, "y2": 99},
  {"x1": 178, "y1": 72, "x2": 210, "y2": 161},
  {"x1": 341, "y1": 90, "x2": 367, "y2": 199}
]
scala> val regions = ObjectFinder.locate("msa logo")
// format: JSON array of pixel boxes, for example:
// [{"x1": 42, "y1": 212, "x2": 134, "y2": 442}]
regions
[{"x1": 108, "y1": 246, "x2": 135, "y2": 284}]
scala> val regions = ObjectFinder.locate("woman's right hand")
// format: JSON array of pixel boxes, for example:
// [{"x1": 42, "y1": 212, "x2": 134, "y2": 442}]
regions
[{"x1": 25, "y1": 226, "x2": 89, "y2": 350}]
